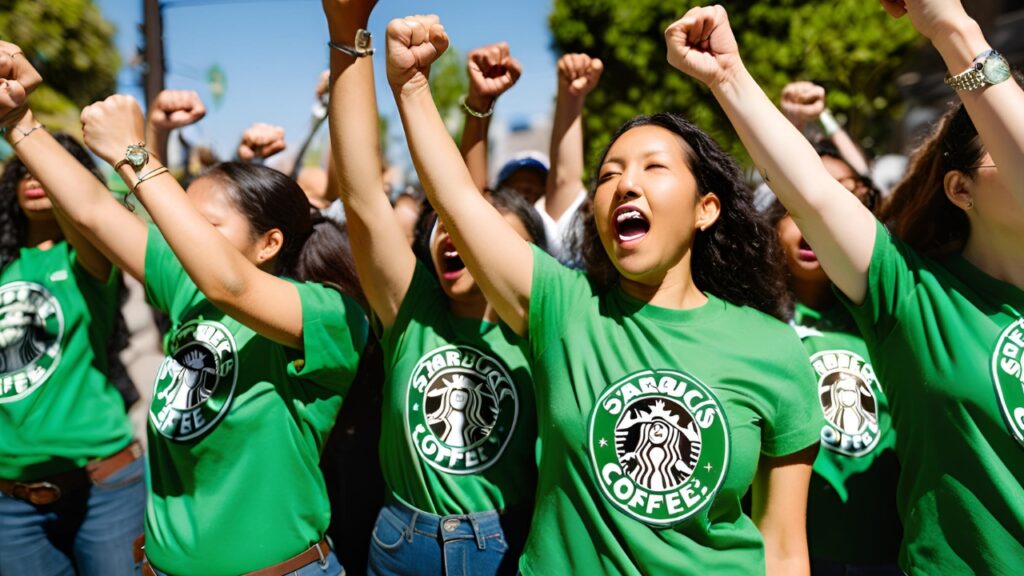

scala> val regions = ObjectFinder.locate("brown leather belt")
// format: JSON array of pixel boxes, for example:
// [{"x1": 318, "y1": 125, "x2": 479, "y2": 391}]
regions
[
  {"x1": 138, "y1": 538, "x2": 331, "y2": 576},
  {"x1": 0, "y1": 440, "x2": 143, "y2": 506}
]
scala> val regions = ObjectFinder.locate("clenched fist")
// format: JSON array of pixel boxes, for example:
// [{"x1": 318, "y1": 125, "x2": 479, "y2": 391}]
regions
[
  {"x1": 665, "y1": 5, "x2": 741, "y2": 88},
  {"x1": 81, "y1": 95, "x2": 148, "y2": 167},
  {"x1": 780, "y1": 81, "x2": 826, "y2": 129},
  {"x1": 0, "y1": 41, "x2": 42, "y2": 128},
  {"x1": 149, "y1": 90, "x2": 206, "y2": 131},
  {"x1": 558, "y1": 53, "x2": 603, "y2": 98},
  {"x1": 465, "y1": 42, "x2": 522, "y2": 110},
  {"x1": 386, "y1": 15, "x2": 450, "y2": 96},
  {"x1": 237, "y1": 123, "x2": 286, "y2": 161}
]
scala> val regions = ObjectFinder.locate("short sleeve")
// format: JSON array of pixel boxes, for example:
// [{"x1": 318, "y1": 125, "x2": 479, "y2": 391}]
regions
[
  {"x1": 289, "y1": 281, "x2": 369, "y2": 393},
  {"x1": 528, "y1": 245, "x2": 594, "y2": 360},
  {"x1": 759, "y1": 331, "x2": 821, "y2": 457},
  {"x1": 143, "y1": 225, "x2": 191, "y2": 314},
  {"x1": 837, "y1": 219, "x2": 922, "y2": 345}
]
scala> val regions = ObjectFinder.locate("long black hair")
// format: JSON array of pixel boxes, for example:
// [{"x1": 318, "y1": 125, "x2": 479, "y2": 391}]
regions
[
  {"x1": 200, "y1": 162, "x2": 362, "y2": 301},
  {"x1": 579, "y1": 113, "x2": 788, "y2": 319},
  {"x1": 0, "y1": 133, "x2": 138, "y2": 408}
]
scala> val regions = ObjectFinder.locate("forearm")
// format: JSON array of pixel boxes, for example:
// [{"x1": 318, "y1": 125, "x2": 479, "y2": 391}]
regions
[
  {"x1": 7, "y1": 122, "x2": 145, "y2": 280},
  {"x1": 327, "y1": 20, "x2": 415, "y2": 326},
  {"x1": 146, "y1": 122, "x2": 170, "y2": 166},
  {"x1": 546, "y1": 91, "x2": 585, "y2": 220},
  {"x1": 710, "y1": 66, "x2": 874, "y2": 301},
  {"x1": 933, "y1": 18, "x2": 1024, "y2": 200},
  {"x1": 396, "y1": 87, "x2": 533, "y2": 333},
  {"x1": 128, "y1": 165, "x2": 254, "y2": 304},
  {"x1": 459, "y1": 95, "x2": 492, "y2": 191},
  {"x1": 829, "y1": 129, "x2": 870, "y2": 176}
]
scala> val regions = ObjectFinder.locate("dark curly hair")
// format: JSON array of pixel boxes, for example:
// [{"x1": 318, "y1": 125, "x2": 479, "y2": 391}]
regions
[
  {"x1": 577, "y1": 113, "x2": 788, "y2": 319},
  {"x1": 0, "y1": 133, "x2": 138, "y2": 409}
]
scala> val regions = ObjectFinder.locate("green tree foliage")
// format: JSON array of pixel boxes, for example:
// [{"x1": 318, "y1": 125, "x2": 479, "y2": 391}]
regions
[
  {"x1": 550, "y1": 0, "x2": 923, "y2": 173},
  {"x1": 429, "y1": 45, "x2": 469, "y2": 137},
  {"x1": 0, "y1": 0, "x2": 119, "y2": 132}
]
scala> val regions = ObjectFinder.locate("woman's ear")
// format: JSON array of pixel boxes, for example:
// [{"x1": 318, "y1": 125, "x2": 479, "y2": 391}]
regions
[
  {"x1": 696, "y1": 192, "x2": 722, "y2": 231},
  {"x1": 256, "y1": 228, "x2": 285, "y2": 264},
  {"x1": 943, "y1": 170, "x2": 975, "y2": 212}
]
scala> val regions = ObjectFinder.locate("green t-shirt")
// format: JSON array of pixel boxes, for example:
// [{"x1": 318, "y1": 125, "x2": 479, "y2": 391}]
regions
[
  {"x1": 840, "y1": 220, "x2": 1024, "y2": 575},
  {"x1": 142, "y1": 227, "x2": 367, "y2": 576},
  {"x1": 792, "y1": 302, "x2": 901, "y2": 564},
  {"x1": 520, "y1": 247, "x2": 820, "y2": 575},
  {"x1": 378, "y1": 262, "x2": 536, "y2": 514},
  {"x1": 0, "y1": 242, "x2": 133, "y2": 479}
]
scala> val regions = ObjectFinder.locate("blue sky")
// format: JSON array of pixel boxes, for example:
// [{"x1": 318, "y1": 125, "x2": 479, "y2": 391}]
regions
[{"x1": 95, "y1": 0, "x2": 558, "y2": 165}]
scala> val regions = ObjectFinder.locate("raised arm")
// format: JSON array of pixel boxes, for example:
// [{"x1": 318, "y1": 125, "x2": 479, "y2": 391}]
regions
[
  {"x1": 323, "y1": 0, "x2": 416, "y2": 328},
  {"x1": 780, "y1": 81, "x2": 870, "y2": 176},
  {"x1": 387, "y1": 16, "x2": 533, "y2": 336},
  {"x1": 547, "y1": 53, "x2": 602, "y2": 220},
  {"x1": 881, "y1": 0, "x2": 1024, "y2": 205},
  {"x1": 458, "y1": 42, "x2": 522, "y2": 191},
  {"x1": 145, "y1": 90, "x2": 206, "y2": 165},
  {"x1": 81, "y1": 95, "x2": 307, "y2": 349},
  {"x1": 665, "y1": 6, "x2": 875, "y2": 304}
]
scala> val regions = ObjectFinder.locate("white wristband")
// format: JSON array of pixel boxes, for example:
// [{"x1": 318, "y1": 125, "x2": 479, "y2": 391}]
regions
[{"x1": 818, "y1": 109, "x2": 840, "y2": 137}]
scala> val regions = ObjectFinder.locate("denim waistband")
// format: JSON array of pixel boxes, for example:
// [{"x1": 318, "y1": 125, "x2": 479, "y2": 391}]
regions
[{"x1": 382, "y1": 496, "x2": 506, "y2": 550}]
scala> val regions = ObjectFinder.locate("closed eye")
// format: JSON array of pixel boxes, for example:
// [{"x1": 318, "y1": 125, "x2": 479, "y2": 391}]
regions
[{"x1": 598, "y1": 171, "x2": 620, "y2": 183}]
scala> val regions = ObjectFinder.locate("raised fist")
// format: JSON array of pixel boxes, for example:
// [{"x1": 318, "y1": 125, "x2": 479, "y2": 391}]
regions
[
  {"x1": 237, "y1": 123, "x2": 286, "y2": 161},
  {"x1": 665, "y1": 5, "x2": 741, "y2": 87},
  {"x1": 558, "y1": 53, "x2": 603, "y2": 98},
  {"x1": 0, "y1": 41, "x2": 42, "y2": 128},
  {"x1": 385, "y1": 15, "x2": 449, "y2": 95},
  {"x1": 81, "y1": 95, "x2": 147, "y2": 167},
  {"x1": 466, "y1": 42, "x2": 522, "y2": 106},
  {"x1": 780, "y1": 81, "x2": 826, "y2": 128},
  {"x1": 149, "y1": 90, "x2": 206, "y2": 131},
  {"x1": 879, "y1": 0, "x2": 971, "y2": 41}
]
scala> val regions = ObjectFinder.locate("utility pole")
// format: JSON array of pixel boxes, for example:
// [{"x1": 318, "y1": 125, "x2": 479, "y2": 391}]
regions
[{"x1": 142, "y1": 0, "x2": 165, "y2": 106}]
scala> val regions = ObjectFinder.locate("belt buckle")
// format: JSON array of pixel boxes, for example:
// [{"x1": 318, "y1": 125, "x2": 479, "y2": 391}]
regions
[{"x1": 13, "y1": 481, "x2": 62, "y2": 505}]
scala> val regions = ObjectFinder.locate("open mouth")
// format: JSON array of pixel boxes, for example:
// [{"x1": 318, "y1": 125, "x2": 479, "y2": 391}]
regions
[
  {"x1": 796, "y1": 238, "x2": 817, "y2": 262},
  {"x1": 441, "y1": 248, "x2": 466, "y2": 280},
  {"x1": 613, "y1": 206, "x2": 650, "y2": 244}
]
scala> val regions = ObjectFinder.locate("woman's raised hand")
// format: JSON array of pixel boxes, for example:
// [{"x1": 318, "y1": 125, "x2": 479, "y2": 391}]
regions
[
  {"x1": 386, "y1": 15, "x2": 449, "y2": 96},
  {"x1": 0, "y1": 41, "x2": 42, "y2": 128},
  {"x1": 80, "y1": 95, "x2": 147, "y2": 167},
  {"x1": 558, "y1": 53, "x2": 603, "y2": 98},
  {"x1": 664, "y1": 5, "x2": 741, "y2": 88},
  {"x1": 149, "y1": 90, "x2": 206, "y2": 131}
]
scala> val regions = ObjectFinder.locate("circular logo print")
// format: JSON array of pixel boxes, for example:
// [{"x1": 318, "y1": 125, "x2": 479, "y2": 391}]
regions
[
  {"x1": 406, "y1": 344, "x2": 519, "y2": 474},
  {"x1": 992, "y1": 318, "x2": 1024, "y2": 447},
  {"x1": 0, "y1": 282, "x2": 64, "y2": 403},
  {"x1": 590, "y1": 369, "x2": 730, "y2": 527},
  {"x1": 810, "y1": 350, "x2": 881, "y2": 457},
  {"x1": 150, "y1": 319, "x2": 238, "y2": 441}
]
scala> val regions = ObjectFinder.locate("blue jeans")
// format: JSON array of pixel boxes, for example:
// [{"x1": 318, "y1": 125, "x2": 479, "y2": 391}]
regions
[
  {"x1": 0, "y1": 456, "x2": 146, "y2": 576},
  {"x1": 367, "y1": 499, "x2": 525, "y2": 576},
  {"x1": 142, "y1": 546, "x2": 344, "y2": 576}
]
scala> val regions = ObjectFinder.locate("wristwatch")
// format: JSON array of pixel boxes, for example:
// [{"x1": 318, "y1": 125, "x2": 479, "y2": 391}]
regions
[
  {"x1": 113, "y1": 143, "x2": 150, "y2": 172},
  {"x1": 944, "y1": 50, "x2": 1012, "y2": 91},
  {"x1": 328, "y1": 29, "x2": 374, "y2": 58}
]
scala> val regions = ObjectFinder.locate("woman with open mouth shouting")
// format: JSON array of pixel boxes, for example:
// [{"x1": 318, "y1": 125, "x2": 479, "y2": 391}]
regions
[
  {"x1": 323, "y1": 1, "x2": 544, "y2": 574},
  {"x1": 385, "y1": 11, "x2": 821, "y2": 576}
]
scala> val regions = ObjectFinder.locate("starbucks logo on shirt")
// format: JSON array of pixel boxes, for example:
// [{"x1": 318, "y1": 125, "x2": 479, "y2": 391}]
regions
[
  {"x1": 810, "y1": 350, "x2": 881, "y2": 457},
  {"x1": 0, "y1": 282, "x2": 64, "y2": 403},
  {"x1": 992, "y1": 318, "x2": 1024, "y2": 447},
  {"x1": 590, "y1": 369, "x2": 730, "y2": 527},
  {"x1": 406, "y1": 344, "x2": 518, "y2": 474},
  {"x1": 150, "y1": 319, "x2": 238, "y2": 441}
]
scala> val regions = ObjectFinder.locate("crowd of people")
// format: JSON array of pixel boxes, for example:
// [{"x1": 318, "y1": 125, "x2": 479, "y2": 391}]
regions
[{"x1": 0, "y1": 0, "x2": 1021, "y2": 574}]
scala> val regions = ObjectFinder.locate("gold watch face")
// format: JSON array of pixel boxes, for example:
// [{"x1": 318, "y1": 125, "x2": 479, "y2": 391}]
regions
[{"x1": 126, "y1": 144, "x2": 149, "y2": 170}]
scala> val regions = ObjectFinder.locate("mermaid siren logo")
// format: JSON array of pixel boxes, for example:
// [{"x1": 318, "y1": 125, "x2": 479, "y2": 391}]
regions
[
  {"x1": 408, "y1": 345, "x2": 518, "y2": 474},
  {"x1": 151, "y1": 319, "x2": 238, "y2": 441},
  {"x1": 0, "y1": 282, "x2": 64, "y2": 403},
  {"x1": 992, "y1": 318, "x2": 1024, "y2": 447},
  {"x1": 591, "y1": 369, "x2": 729, "y2": 527},
  {"x1": 810, "y1": 350, "x2": 881, "y2": 457}
]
